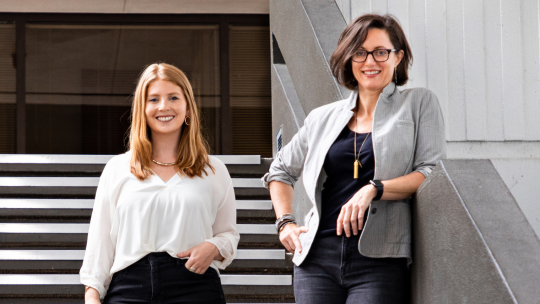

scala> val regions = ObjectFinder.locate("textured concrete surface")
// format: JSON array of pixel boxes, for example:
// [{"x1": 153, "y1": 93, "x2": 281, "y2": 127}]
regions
[
  {"x1": 270, "y1": 0, "x2": 349, "y2": 115},
  {"x1": 491, "y1": 159, "x2": 540, "y2": 239},
  {"x1": 273, "y1": 64, "x2": 306, "y2": 132},
  {"x1": 447, "y1": 142, "x2": 540, "y2": 159},
  {"x1": 270, "y1": 65, "x2": 301, "y2": 157},
  {"x1": 413, "y1": 160, "x2": 540, "y2": 304},
  {"x1": 270, "y1": 63, "x2": 310, "y2": 225}
]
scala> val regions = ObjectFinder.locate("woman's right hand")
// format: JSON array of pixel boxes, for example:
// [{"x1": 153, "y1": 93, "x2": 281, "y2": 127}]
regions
[
  {"x1": 85, "y1": 287, "x2": 101, "y2": 304},
  {"x1": 279, "y1": 223, "x2": 308, "y2": 253}
]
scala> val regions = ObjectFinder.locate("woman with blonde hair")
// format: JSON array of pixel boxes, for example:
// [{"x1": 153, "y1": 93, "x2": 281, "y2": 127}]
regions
[{"x1": 80, "y1": 63, "x2": 239, "y2": 304}]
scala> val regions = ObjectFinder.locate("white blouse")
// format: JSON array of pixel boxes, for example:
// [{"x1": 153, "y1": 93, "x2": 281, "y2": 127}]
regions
[{"x1": 79, "y1": 151, "x2": 239, "y2": 299}]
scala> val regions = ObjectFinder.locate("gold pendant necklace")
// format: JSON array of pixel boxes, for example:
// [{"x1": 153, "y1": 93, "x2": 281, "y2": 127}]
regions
[
  {"x1": 152, "y1": 159, "x2": 177, "y2": 166},
  {"x1": 353, "y1": 108, "x2": 371, "y2": 179}
]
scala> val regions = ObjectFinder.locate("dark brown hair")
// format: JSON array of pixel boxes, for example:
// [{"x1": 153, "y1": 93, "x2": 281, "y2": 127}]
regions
[{"x1": 330, "y1": 14, "x2": 413, "y2": 90}]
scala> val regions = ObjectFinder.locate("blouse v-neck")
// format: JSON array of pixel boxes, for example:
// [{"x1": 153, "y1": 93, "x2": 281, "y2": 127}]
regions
[{"x1": 150, "y1": 168, "x2": 181, "y2": 185}]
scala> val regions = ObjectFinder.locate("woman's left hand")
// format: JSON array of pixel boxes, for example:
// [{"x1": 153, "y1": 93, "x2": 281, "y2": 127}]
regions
[
  {"x1": 337, "y1": 184, "x2": 377, "y2": 237},
  {"x1": 177, "y1": 242, "x2": 221, "y2": 274}
]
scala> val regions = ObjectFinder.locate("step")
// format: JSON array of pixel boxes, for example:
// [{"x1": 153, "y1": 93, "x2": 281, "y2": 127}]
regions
[
  {"x1": 0, "y1": 223, "x2": 275, "y2": 234},
  {"x1": 0, "y1": 249, "x2": 293, "y2": 270},
  {"x1": 0, "y1": 155, "x2": 273, "y2": 178},
  {"x1": 0, "y1": 177, "x2": 268, "y2": 198},
  {"x1": 0, "y1": 198, "x2": 273, "y2": 209},
  {"x1": 0, "y1": 177, "x2": 264, "y2": 188},
  {"x1": 0, "y1": 198, "x2": 276, "y2": 221},
  {"x1": 0, "y1": 177, "x2": 269, "y2": 198},
  {"x1": 0, "y1": 155, "x2": 261, "y2": 165},
  {"x1": 0, "y1": 274, "x2": 293, "y2": 296},
  {"x1": 0, "y1": 223, "x2": 279, "y2": 246},
  {"x1": 0, "y1": 301, "x2": 294, "y2": 304}
]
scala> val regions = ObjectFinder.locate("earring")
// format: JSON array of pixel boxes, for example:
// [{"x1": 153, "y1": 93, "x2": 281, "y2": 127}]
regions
[
  {"x1": 184, "y1": 117, "x2": 190, "y2": 126},
  {"x1": 394, "y1": 67, "x2": 398, "y2": 84}
]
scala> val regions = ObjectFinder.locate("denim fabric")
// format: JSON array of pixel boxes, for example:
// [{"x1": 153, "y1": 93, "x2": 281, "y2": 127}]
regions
[
  {"x1": 294, "y1": 234, "x2": 409, "y2": 304},
  {"x1": 103, "y1": 252, "x2": 226, "y2": 304}
]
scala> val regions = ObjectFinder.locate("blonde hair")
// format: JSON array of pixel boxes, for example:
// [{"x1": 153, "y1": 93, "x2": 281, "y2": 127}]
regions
[{"x1": 129, "y1": 63, "x2": 214, "y2": 181}]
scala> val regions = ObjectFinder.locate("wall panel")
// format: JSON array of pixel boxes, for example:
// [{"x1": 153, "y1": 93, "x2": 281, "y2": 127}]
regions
[
  {"x1": 407, "y1": 0, "x2": 428, "y2": 89},
  {"x1": 500, "y1": 0, "x2": 525, "y2": 140},
  {"x1": 463, "y1": 0, "x2": 486, "y2": 140},
  {"x1": 387, "y1": 0, "x2": 409, "y2": 38},
  {"x1": 445, "y1": 0, "x2": 467, "y2": 141},
  {"x1": 483, "y1": 0, "x2": 505, "y2": 141},
  {"x1": 424, "y1": 0, "x2": 448, "y2": 137},
  {"x1": 522, "y1": 0, "x2": 540, "y2": 140},
  {"x1": 351, "y1": 0, "x2": 370, "y2": 19}
]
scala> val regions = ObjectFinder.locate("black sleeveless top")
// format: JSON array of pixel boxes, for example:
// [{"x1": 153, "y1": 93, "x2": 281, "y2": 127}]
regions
[{"x1": 317, "y1": 125, "x2": 375, "y2": 237}]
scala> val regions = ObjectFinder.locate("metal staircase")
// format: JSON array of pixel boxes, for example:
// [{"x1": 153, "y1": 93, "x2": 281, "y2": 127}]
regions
[{"x1": 0, "y1": 154, "x2": 294, "y2": 303}]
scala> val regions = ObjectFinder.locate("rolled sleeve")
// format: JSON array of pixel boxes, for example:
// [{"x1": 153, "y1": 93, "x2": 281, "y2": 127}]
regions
[
  {"x1": 413, "y1": 90, "x2": 447, "y2": 177},
  {"x1": 207, "y1": 180, "x2": 239, "y2": 269},
  {"x1": 262, "y1": 116, "x2": 310, "y2": 189}
]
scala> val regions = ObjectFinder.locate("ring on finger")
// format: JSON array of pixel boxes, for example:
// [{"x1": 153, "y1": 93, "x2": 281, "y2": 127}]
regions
[{"x1": 189, "y1": 266, "x2": 196, "y2": 272}]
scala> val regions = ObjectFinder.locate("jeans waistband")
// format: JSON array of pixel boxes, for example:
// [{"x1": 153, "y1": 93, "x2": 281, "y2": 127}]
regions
[{"x1": 132, "y1": 252, "x2": 176, "y2": 265}]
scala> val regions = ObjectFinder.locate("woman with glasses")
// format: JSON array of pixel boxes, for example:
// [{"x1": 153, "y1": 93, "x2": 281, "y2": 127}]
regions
[
  {"x1": 263, "y1": 14, "x2": 446, "y2": 304},
  {"x1": 81, "y1": 63, "x2": 239, "y2": 304}
]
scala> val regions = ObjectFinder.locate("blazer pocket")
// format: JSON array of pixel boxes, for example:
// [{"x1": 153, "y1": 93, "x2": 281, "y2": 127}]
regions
[
  {"x1": 385, "y1": 202, "x2": 411, "y2": 244},
  {"x1": 387, "y1": 120, "x2": 415, "y2": 170},
  {"x1": 397, "y1": 119, "x2": 414, "y2": 127}
]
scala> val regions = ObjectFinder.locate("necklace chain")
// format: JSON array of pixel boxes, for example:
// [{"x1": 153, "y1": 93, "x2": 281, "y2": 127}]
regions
[
  {"x1": 354, "y1": 109, "x2": 371, "y2": 163},
  {"x1": 152, "y1": 158, "x2": 177, "y2": 166}
]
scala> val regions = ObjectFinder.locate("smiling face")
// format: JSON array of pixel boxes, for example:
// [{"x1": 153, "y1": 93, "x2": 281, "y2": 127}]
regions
[
  {"x1": 352, "y1": 28, "x2": 404, "y2": 93},
  {"x1": 145, "y1": 79, "x2": 189, "y2": 137}
]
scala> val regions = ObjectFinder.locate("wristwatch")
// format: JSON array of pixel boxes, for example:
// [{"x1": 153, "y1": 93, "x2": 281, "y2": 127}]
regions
[{"x1": 369, "y1": 180, "x2": 384, "y2": 201}]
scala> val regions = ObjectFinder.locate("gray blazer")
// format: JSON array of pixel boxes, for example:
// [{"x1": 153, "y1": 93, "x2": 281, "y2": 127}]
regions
[{"x1": 262, "y1": 82, "x2": 446, "y2": 266}]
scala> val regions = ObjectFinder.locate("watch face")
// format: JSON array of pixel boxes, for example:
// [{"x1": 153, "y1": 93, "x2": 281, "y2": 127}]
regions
[{"x1": 370, "y1": 180, "x2": 381, "y2": 187}]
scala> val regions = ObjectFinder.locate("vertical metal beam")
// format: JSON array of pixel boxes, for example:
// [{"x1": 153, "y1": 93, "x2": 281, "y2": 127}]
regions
[
  {"x1": 15, "y1": 20, "x2": 25, "y2": 154},
  {"x1": 220, "y1": 21, "x2": 232, "y2": 155}
]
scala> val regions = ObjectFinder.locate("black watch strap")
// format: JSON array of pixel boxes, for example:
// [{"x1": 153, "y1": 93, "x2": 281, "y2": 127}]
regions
[{"x1": 369, "y1": 180, "x2": 384, "y2": 201}]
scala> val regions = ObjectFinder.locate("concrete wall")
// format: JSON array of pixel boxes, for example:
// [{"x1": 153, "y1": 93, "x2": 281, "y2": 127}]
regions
[
  {"x1": 0, "y1": 0, "x2": 269, "y2": 14},
  {"x1": 413, "y1": 160, "x2": 540, "y2": 303},
  {"x1": 492, "y1": 159, "x2": 540, "y2": 238}
]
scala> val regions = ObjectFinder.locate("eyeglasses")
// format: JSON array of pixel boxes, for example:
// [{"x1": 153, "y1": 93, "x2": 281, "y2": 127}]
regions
[{"x1": 352, "y1": 49, "x2": 398, "y2": 63}]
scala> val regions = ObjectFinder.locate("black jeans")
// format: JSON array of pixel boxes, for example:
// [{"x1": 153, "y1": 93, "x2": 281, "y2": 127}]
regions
[
  {"x1": 103, "y1": 252, "x2": 226, "y2": 304},
  {"x1": 294, "y1": 234, "x2": 409, "y2": 304}
]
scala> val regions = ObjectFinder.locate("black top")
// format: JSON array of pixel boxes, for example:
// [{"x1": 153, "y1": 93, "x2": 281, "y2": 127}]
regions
[{"x1": 317, "y1": 125, "x2": 375, "y2": 237}]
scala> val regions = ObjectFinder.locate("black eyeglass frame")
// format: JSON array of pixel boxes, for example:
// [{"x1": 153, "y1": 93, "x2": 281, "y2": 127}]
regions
[{"x1": 351, "y1": 49, "x2": 399, "y2": 63}]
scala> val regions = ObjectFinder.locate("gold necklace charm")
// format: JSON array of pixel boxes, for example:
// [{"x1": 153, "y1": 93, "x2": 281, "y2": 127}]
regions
[
  {"x1": 152, "y1": 159, "x2": 177, "y2": 166},
  {"x1": 353, "y1": 159, "x2": 361, "y2": 179}
]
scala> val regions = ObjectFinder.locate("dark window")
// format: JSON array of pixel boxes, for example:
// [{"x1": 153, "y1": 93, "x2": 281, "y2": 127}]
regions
[
  {"x1": 230, "y1": 25, "x2": 271, "y2": 157},
  {"x1": 0, "y1": 22, "x2": 16, "y2": 153},
  {"x1": 0, "y1": 14, "x2": 270, "y2": 156},
  {"x1": 25, "y1": 24, "x2": 221, "y2": 154}
]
